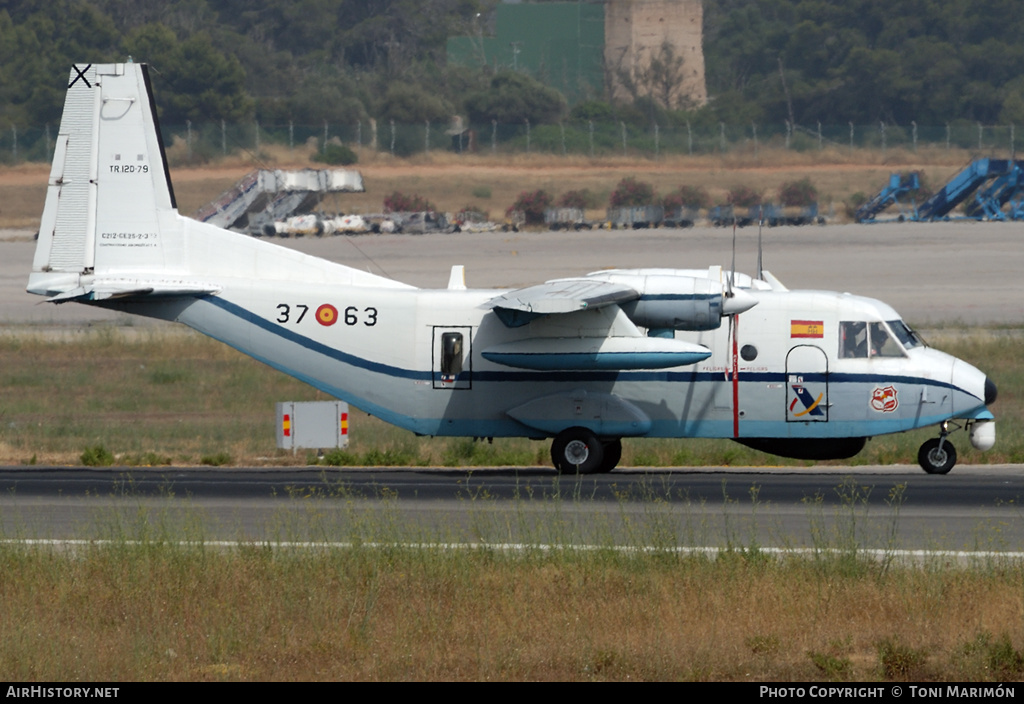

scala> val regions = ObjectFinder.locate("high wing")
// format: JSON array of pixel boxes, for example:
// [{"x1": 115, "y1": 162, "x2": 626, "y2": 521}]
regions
[{"x1": 485, "y1": 277, "x2": 639, "y2": 327}]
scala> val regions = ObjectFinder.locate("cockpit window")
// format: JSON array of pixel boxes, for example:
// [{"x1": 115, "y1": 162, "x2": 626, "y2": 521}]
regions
[
  {"x1": 868, "y1": 322, "x2": 905, "y2": 357},
  {"x1": 839, "y1": 321, "x2": 868, "y2": 358},
  {"x1": 840, "y1": 321, "x2": 907, "y2": 358},
  {"x1": 887, "y1": 319, "x2": 923, "y2": 350}
]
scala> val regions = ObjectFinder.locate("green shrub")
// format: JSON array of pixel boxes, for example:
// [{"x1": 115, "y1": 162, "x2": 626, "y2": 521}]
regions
[
  {"x1": 81, "y1": 445, "x2": 115, "y2": 467},
  {"x1": 727, "y1": 185, "x2": 762, "y2": 208},
  {"x1": 609, "y1": 177, "x2": 656, "y2": 207},
  {"x1": 663, "y1": 185, "x2": 711, "y2": 210},
  {"x1": 200, "y1": 452, "x2": 233, "y2": 467},
  {"x1": 313, "y1": 142, "x2": 358, "y2": 166},
  {"x1": 384, "y1": 191, "x2": 436, "y2": 212},
  {"x1": 778, "y1": 178, "x2": 818, "y2": 206},
  {"x1": 507, "y1": 189, "x2": 553, "y2": 225}
]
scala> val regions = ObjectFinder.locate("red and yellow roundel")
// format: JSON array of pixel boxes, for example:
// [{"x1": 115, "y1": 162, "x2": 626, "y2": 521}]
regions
[{"x1": 316, "y1": 304, "x2": 339, "y2": 326}]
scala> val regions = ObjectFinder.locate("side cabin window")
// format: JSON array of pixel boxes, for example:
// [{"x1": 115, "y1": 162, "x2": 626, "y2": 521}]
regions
[
  {"x1": 839, "y1": 321, "x2": 905, "y2": 359},
  {"x1": 440, "y1": 332, "x2": 464, "y2": 379}
]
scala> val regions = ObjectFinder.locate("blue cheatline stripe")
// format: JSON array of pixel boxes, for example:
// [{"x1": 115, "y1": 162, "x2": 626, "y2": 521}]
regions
[
  {"x1": 638, "y1": 293, "x2": 719, "y2": 302},
  {"x1": 203, "y1": 296, "x2": 977, "y2": 399},
  {"x1": 206, "y1": 296, "x2": 430, "y2": 381}
]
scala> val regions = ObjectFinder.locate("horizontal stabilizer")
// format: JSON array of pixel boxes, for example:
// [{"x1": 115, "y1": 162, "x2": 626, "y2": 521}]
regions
[
  {"x1": 45, "y1": 279, "x2": 221, "y2": 303},
  {"x1": 486, "y1": 278, "x2": 638, "y2": 327}
]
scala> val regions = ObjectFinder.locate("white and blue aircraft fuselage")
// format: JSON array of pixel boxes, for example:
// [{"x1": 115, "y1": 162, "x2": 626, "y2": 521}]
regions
[{"x1": 27, "y1": 63, "x2": 997, "y2": 473}]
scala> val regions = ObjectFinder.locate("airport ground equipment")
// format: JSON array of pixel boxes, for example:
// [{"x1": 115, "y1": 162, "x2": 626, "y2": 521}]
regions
[
  {"x1": 544, "y1": 207, "x2": 592, "y2": 230},
  {"x1": 276, "y1": 401, "x2": 349, "y2": 452},
  {"x1": 607, "y1": 205, "x2": 664, "y2": 229},
  {"x1": 917, "y1": 158, "x2": 1014, "y2": 221},
  {"x1": 855, "y1": 172, "x2": 921, "y2": 222},
  {"x1": 662, "y1": 207, "x2": 700, "y2": 228},
  {"x1": 195, "y1": 168, "x2": 364, "y2": 231}
]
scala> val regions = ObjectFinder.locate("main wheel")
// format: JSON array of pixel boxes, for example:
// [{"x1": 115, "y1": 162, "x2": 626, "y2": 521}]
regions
[
  {"x1": 550, "y1": 427, "x2": 604, "y2": 474},
  {"x1": 918, "y1": 438, "x2": 957, "y2": 474},
  {"x1": 597, "y1": 439, "x2": 622, "y2": 473}
]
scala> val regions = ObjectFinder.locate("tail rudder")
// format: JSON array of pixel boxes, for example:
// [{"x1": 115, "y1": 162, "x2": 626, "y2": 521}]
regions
[{"x1": 30, "y1": 62, "x2": 181, "y2": 298}]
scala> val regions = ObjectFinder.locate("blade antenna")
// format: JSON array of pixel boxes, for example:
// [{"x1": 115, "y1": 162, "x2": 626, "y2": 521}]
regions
[{"x1": 757, "y1": 204, "x2": 764, "y2": 280}]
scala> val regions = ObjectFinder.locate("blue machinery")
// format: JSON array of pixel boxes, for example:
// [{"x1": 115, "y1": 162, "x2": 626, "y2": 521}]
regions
[{"x1": 858, "y1": 158, "x2": 1024, "y2": 222}]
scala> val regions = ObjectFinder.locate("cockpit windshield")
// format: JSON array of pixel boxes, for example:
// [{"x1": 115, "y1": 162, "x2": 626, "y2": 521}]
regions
[
  {"x1": 840, "y1": 320, "x2": 917, "y2": 358},
  {"x1": 887, "y1": 319, "x2": 924, "y2": 350}
]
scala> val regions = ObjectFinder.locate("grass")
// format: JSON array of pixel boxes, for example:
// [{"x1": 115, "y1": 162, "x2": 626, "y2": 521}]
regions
[
  {"x1": 1, "y1": 510, "x2": 1024, "y2": 680},
  {"x1": 0, "y1": 326, "x2": 1019, "y2": 467}
]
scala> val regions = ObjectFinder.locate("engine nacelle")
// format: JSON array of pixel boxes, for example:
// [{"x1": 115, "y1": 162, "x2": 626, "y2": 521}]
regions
[{"x1": 587, "y1": 269, "x2": 757, "y2": 332}]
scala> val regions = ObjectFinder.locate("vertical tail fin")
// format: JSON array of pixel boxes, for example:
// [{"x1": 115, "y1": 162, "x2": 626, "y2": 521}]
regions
[{"x1": 30, "y1": 62, "x2": 181, "y2": 297}]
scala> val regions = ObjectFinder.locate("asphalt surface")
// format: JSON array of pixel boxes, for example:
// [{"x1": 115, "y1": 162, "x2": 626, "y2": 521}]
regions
[{"x1": 1, "y1": 465, "x2": 1022, "y2": 551}]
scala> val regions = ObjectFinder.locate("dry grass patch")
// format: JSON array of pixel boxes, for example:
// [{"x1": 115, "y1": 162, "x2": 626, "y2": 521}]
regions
[{"x1": 1, "y1": 540, "x2": 1023, "y2": 681}]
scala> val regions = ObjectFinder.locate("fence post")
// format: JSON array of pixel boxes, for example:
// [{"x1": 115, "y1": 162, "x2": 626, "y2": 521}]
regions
[
  {"x1": 221, "y1": 119, "x2": 226, "y2": 155},
  {"x1": 912, "y1": 121, "x2": 917, "y2": 153},
  {"x1": 323, "y1": 120, "x2": 328, "y2": 153},
  {"x1": 560, "y1": 122, "x2": 566, "y2": 155},
  {"x1": 390, "y1": 119, "x2": 395, "y2": 156},
  {"x1": 654, "y1": 123, "x2": 659, "y2": 158},
  {"x1": 880, "y1": 122, "x2": 886, "y2": 157},
  {"x1": 589, "y1": 120, "x2": 594, "y2": 157},
  {"x1": 186, "y1": 120, "x2": 192, "y2": 162},
  {"x1": 11, "y1": 125, "x2": 16, "y2": 162},
  {"x1": 817, "y1": 121, "x2": 822, "y2": 150},
  {"x1": 491, "y1": 120, "x2": 497, "y2": 154},
  {"x1": 621, "y1": 121, "x2": 627, "y2": 156},
  {"x1": 1012, "y1": 124, "x2": 1015, "y2": 162},
  {"x1": 785, "y1": 120, "x2": 791, "y2": 149},
  {"x1": 289, "y1": 121, "x2": 294, "y2": 151},
  {"x1": 525, "y1": 118, "x2": 530, "y2": 153},
  {"x1": 45, "y1": 124, "x2": 51, "y2": 159},
  {"x1": 255, "y1": 120, "x2": 260, "y2": 153},
  {"x1": 946, "y1": 122, "x2": 950, "y2": 151},
  {"x1": 978, "y1": 122, "x2": 983, "y2": 151},
  {"x1": 357, "y1": 121, "x2": 362, "y2": 147},
  {"x1": 425, "y1": 120, "x2": 430, "y2": 153},
  {"x1": 751, "y1": 122, "x2": 757, "y2": 158},
  {"x1": 686, "y1": 120, "x2": 692, "y2": 155},
  {"x1": 849, "y1": 122, "x2": 854, "y2": 154},
  {"x1": 719, "y1": 122, "x2": 725, "y2": 152}
]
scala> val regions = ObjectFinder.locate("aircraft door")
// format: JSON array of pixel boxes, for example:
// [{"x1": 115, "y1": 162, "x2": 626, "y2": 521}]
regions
[
  {"x1": 432, "y1": 326, "x2": 472, "y2": 389},
  {"x1": 786, "y1": 345, "x2": 828, "y2": 422}
]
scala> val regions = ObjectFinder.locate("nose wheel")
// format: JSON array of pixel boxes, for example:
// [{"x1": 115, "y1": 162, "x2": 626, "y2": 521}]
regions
[{"x1": 918, "y1": 424, "x2": 957, "y2": 474}]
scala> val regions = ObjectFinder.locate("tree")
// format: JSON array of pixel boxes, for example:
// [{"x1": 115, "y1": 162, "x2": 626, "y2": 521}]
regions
[{"x1": 464, "y1": 71, "x2": 567, "y2": 125}]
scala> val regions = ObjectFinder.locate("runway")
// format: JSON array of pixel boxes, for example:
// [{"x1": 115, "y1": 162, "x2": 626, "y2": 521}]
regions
[{"x1": 2, "y1": 465, "x2": 1022, "y2": 552}]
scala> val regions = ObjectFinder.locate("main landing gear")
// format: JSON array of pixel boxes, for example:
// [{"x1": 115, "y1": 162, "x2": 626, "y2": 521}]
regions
[
  {"x1": 918, "y1": 421, "x2": 957, "y2": 475},
  {"x1": 550, "y1": 427, "x2": 622, "y2": 474}
]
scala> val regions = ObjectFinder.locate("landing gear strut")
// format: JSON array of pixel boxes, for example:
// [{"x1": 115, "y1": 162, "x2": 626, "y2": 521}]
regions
[
  {"x1": 918, "y1": 422, "x2": 957, "y2": 474},
  {"x1": 550, "y1": 428, "x2": 621, "y2": 474}
]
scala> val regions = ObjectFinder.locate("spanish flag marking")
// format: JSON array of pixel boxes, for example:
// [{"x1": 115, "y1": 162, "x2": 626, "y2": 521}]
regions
[
  {"x1": 316, "y1": 304, "x2": 338, "y2": 326},
  {"x1": 340, "y1": 412, "x2": 349, "y2": 436},
  {"x1": 282, "y1": 414, "x2": 291, "y2": 437},
  {"x1": 791, "y1": 320, "x2": 824, "y2": 338}
]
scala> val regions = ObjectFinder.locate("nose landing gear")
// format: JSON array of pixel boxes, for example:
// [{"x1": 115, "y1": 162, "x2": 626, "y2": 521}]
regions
[{"x1": 918, "y1": 421, "x2": 957, "y2": 474}]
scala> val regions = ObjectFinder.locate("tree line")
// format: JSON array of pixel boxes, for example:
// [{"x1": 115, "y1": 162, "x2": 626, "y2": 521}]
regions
[{"x1": 2, "y1": 0, "x2": 1023, "y2": 139}]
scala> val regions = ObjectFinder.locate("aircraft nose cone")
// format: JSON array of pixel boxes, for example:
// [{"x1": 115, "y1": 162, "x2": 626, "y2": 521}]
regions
[{"x1": 985, "y1": 376, "x2": 998, "y2": 406}]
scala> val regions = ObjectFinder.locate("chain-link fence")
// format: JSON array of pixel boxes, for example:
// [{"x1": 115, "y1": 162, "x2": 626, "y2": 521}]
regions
[{"x1": 2, "y1": 120, "x2": 1020, "y2": 164}]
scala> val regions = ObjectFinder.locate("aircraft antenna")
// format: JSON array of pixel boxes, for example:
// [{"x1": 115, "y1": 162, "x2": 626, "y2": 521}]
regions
[
  {"x1": 756, "y1": 205, "x2": 764, "y2": 280},
  {"x1": 729, "y1": 217, "x2": 737, "y2": 295}
]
